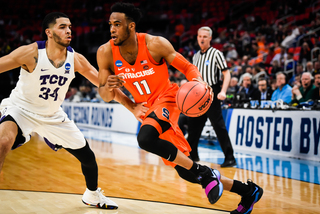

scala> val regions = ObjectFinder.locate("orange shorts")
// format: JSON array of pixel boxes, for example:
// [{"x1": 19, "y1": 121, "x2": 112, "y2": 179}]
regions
[{"x1": 141, "y1": 86, "x2": 191, "y2": 168}]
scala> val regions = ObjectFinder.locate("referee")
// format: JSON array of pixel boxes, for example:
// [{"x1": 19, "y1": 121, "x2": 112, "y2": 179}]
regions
[{"x1": 188, "y1": 26, "x2": 236, "y2": 167}]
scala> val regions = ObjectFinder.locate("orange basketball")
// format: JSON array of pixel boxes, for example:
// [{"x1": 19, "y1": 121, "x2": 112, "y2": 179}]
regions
[{"x1": 176, "y1": 81, "x2": 213, "y2": 117}]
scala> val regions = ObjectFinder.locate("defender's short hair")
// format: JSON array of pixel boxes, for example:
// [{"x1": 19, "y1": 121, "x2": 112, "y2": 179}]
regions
[
  {"x1": 198, "y1": 26, "x2": 212, "y2": 37},
  {"x1": 111, "y1": 2, "x2": 142, "y2": 24},
  {"x1": 42, "y1": 12, "x2": 69, "y2": 40}
]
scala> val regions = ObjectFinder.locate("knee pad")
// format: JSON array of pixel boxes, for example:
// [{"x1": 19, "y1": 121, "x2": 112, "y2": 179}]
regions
[
  {"x1": 137, "y1": 125, "x2": 178, "y2": 162},
  {"x1": 137, "y1": 125, "x2": 159, "y2": 152}
]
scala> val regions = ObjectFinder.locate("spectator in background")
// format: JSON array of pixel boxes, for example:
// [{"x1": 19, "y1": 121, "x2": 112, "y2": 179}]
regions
[
  {"x1": 264, "y1": 45, "x2": 276, "y2": 67},
  {"x1": 312, "y1": 70, "x2": 320, "y2": 101},
  {"x1": 271, "y1": 72, "x2": 292, "y2": 104},
  {"x1": 291, "y1": 72, "x2": 315, "y2": 104},
  {"x1": 305, "y1": 61, "x2": 313, "y2": 73},
  {"x1": 292, "y1": 74, "x2": 302, "y2": 88},
  {"x1": 228, "y1": 77, "x2": 239, "y2": 94},
  {"x1": 252, "y1": 66, "x2": 268, "y2": 86},
  {"x1": 79, "y1": 83, "x2": 97, "y2": 102},
  {"x1": 65, "y1": 87, "x2": 82, "y2": 102},
  {"x1": 258, "y1": 78, "x2": 273, "y2": 100},
  {"x1": 238, "y1": 66, "x2": 252, "y2": 85},
  {"x1": 281, "y1": 26, "x2": 303, "y2": 48},
  {"x1": 299, "y1": 42, "x2": 312, "y2": 64},
  {"x1": 313, "y1": 61, "x2": 320, "y2": 74},
  {"x1": 226, "y1": 43, "x2": 238, "y2": 61},
  {"x1": 270, "y1": 78, "x2": 277, "y2": 91},
  {"x1": 231, "y1": 66, "x2": 243, "y2": 79},
  {"x1": 271, "y1": 46, "x2": 287, "y2": 67},
  {"x1": 241, "y1": 55, "x2": 249, "y2": 72},
  {"x1": 289, "y1": 64, "x2": 304, "y2": 86},
  {"x1": 250, "y1": 42, "x2": 258, "y2": 58},
  {"x1": 237, "y1": 73, "x2": 260, "y2": 100},
  {"x1": 269, "y1": 60, "x2": 282, "y2": 78},
  {"x1": 285, "y1": 52, "x2": 297, "y2": 74}
]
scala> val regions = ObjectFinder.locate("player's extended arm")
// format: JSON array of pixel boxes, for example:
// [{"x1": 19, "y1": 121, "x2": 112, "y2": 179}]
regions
[
  {"x1": 148, "y1": 36, "x2": 201, "y2": 81},
  {"x1": 74, "y1": 52, "x2": 99, "y2": 87},
  {"x1": 97, "y1": 43, "x2": 148, "y2": 121},
  {"x1": 0, "y1": 43, "x2": 37, "y2": 74},
  {"x1": 97, "y1": 43, "x2": 122, "y2": 102},
  {"x1": 147, "y1": 36, "x2": 212, "y2": 95}
]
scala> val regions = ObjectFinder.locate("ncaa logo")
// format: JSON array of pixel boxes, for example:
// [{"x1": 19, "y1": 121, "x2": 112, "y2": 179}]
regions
[
  {"x1": 205, "y1": 60, "x2": 210, "y2": 66},
  {"x1": 65, "y1": 63, "x2": 71, "y2": 74},
  {"x1": 65, "y1": 63, "x2": 71, "y2": 70},
  {"x1": 115, "y1": 60, "x2": 123, "y2": 67},
  {"x1": 143, "y1": 65, "x2": 149, "y2": 70}
]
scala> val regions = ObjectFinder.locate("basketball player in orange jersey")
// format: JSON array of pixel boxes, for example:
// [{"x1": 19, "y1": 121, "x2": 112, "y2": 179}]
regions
[{"x1": 97, "y1": 3, "x2": 263, "y2": 213}]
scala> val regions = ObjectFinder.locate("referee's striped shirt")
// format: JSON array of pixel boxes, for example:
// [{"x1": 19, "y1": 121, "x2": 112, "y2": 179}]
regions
[{"x1": 192, "y1": 47, "x2": 228, "y2": 86}]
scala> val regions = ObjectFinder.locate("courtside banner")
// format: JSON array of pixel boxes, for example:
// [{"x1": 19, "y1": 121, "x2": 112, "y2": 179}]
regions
[
  {"x1": 226, "y1": 109, "x2": 320, "y2": 162},
  {"x1": 62, "y1": 102, "x2": 139, "y2": 134}
]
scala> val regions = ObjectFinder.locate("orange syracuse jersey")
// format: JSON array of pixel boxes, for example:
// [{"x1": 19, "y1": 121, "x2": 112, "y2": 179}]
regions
[{"x1": 111, "y1": 33, "x2": 173, "y2": 108}]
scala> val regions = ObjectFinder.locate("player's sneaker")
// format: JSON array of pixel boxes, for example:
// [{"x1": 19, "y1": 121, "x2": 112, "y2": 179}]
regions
[
  {"x1": 198, "y1": 166, "x2": 223, "y2": 204},
  {"x1": 231, "y1": 180, "x2": 263, "y2": 214},
  {"x1": 82, "y1": 187, "x2": 118, "y2": 209}
]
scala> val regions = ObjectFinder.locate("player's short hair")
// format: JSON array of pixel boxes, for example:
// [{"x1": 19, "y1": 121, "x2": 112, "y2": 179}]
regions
[
  {"x1": 198, "y1": 26, "x2": 212, "y2": 37},
  {"x1": 111, "y1": 2, "x2": 142, "y2": 24},
  {"x1": 42, "y1": 12, "x2": 69, "y2": 40}
]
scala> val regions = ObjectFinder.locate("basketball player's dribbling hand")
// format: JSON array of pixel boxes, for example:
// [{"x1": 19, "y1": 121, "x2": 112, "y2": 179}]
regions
[
  {"x1": 107, "y1": 75, "x2": 126, "y2": 91},
  {"x1": 132, "y1": 102, "x2": 149, "y2": 123},
  {"x1": 192, "y1": 77, "x2": 214, "y2": 99}
]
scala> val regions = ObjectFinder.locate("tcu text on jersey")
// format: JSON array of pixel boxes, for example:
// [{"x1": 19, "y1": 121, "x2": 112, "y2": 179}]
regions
[{"x1": 39, "y1": 74, "x2": 68, "y2": 101}]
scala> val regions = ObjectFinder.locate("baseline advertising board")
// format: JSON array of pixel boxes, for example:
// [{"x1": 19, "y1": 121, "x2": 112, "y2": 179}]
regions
[
  {"x1": 226, "y1": 109, "x2": 320, "y2": 162},
  {"x1": 62, "y1": 102, "x2": 139, "y2": 134}
]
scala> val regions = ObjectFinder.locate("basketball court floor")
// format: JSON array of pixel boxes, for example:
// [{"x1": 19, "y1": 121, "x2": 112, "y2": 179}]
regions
[{"x1": 0, "y1": 127, "x2": 319, "y2": 214}]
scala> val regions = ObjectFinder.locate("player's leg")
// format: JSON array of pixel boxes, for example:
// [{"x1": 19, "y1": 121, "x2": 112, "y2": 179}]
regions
[
  {"x1": 40, "y1": 111, "x2": 118, "y2": 210},
  {"x1": 137, "y1": 112, "x2": 223, "y2": 204},
  {"x1": 64, "y1": 141, "x2": 117, "y2": 210},
  {"x1": 187, "y1": 114, "x2": 207, "y2": 161},
  {"x1": 0, "y1": 115, "x2": 25, "y2": 171},
  {"x1": 175, "y1": 163, "x2": 263, "y2": 212},
  {"x1": 221, "y1": 176, "x2": 263, "y2": 214},
  {"x1": 64, "y1": 141, "x2": 98, "y2": 191}
]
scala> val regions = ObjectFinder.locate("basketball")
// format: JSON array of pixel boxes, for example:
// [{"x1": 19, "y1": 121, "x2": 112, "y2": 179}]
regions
[{"x1": 176, "y1": 81, "x2": 213, "y2": 117}]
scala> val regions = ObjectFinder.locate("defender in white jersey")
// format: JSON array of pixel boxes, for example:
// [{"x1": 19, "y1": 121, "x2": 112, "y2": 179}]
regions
[{"x1": 0, "y1": 12, "x2": 122, "y2": 210}]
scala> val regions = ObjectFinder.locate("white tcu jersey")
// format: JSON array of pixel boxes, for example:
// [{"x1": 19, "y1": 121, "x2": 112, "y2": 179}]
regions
[{"x1": 8, "y1": 41, "x2": 75, "y2": 115}]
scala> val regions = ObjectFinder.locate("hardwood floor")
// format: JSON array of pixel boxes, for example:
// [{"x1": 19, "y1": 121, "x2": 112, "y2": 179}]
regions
[{"x1": 0, "y1": 132, "x2": 319, "y2": 214}]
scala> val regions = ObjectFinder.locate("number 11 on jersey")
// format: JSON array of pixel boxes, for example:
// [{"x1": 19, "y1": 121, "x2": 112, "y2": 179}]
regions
[{"x1": 133, "y1": 80, "x2": 151, "y2": 95}]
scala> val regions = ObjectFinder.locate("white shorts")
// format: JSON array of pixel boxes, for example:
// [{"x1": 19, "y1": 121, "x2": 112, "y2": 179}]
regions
[{"x1": 0, "y1": 98, "x2": 86, "y2": 150}]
